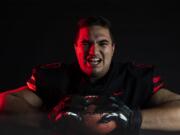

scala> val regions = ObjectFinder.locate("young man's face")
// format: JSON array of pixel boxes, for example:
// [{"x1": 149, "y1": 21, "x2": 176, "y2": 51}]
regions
[{"x1": 74, "y1": 25, "x2": 115, "y2": 80}]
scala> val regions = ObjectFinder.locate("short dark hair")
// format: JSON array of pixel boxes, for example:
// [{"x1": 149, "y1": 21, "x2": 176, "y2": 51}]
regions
[{"x1": 74, "y1": 16, "x2": 115, "y2": 44}]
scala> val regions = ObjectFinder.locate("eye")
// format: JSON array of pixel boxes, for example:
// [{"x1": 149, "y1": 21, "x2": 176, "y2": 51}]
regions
[
  {"x1": 82, "y1": 42, "x2": 89, "y2": 46},
  {"x1": 98, "y1": 41, "x2": 109, "y2": 46},
  {"x1": 81, "y1": 40, "x2": 90, "y2": 47}
]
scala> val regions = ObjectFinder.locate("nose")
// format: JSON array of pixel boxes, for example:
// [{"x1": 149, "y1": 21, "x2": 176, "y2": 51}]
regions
[{"x1": 89, "y1": 43, "x2": 100, "y2": 55}]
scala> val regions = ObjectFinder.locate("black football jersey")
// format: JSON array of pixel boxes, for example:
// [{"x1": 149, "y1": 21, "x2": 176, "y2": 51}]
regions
[{"x1": 27, "y1": 62, "x2": 165, "y2": 110}]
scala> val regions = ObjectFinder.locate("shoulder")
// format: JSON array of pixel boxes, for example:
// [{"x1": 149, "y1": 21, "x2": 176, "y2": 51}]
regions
[
  {"x1": 116, "y1": 61, "x2": 165, "y2": 91},
  {"x1": 111, "y1": 61, "x2": 158, "y2": 90},
  {"x1": 34, "y1": 62, "x2": 79, "y2": 72},
  {"x1": 130, "y1": 62, "x2": 154, "y2": 72},
  {"x1": 27, "y1": 62, "x2": 77, "y2": 90},
  {"x1": 114, "y1": 61, "x2": 155, "y2": 76},
  {"x1": 31, "y1": 62, "x2": 77, "y2": 76},
  {"x1": 127, "y1": 62, "x2": 164, "y2": 89},
  {"x1": 34, "y1": 62, "x2": 64, "y2": 71},
  {"x1": 26, "y1": 62, "x2": 78, "y2": 108},
  {"x1": 30, "y1": 62, "x2": 66, "y2": 82}
]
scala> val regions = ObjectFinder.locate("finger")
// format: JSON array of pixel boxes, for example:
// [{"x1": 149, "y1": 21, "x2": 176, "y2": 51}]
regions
[
  {"x1": 109, "y1": 96, "x2": 118, "y2": 102},
  {"x1": 65, "y1": 112, "x2": 82, "y2": 121},
  {"x1": 95, "y1": 102, "x2": 119, "y2": 113},
  {"x1": 106, "y1": 103, "x2": 120, "y2": 111},
  {"x1": 108, "y1": 96, "x2": 124, "y2": 106},
  {"x1": 98, "y1": 113, "x2": 118, "y2": 123}
]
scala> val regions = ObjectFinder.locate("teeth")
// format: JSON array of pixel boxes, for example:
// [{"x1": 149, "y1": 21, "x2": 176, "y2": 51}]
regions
[
  {"x1": 87, "y1": 57, "x2": 102, "y2": 65},
  {"x1": 88, "y1": 58, "x2": 101, "y2": 62}
]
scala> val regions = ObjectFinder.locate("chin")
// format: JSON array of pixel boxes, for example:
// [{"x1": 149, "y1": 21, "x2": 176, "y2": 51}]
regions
[{"x1": 91, "y1": 69, "x2": 106, "y2": 77}]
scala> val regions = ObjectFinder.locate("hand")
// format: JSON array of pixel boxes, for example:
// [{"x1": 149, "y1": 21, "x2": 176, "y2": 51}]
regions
[
  {"x1": 48, "y1": 95, "x2": 88, "y2": 123},
  {"x1": 49, "y1": 95, "x2": 118, "y2": 134},
  {"x1": 95, "y1": 96, "x2": 142, "y2": 129}
]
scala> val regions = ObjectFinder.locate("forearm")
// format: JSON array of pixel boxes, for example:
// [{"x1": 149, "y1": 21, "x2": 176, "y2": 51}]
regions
[
  {"x1": 0, "y1": 93, "x2": 39, "y2": 113},
  {"x1": 141, "y1": 100, "x2": 180, "y2": 131},
  {"x1": 0, "y1": 93, "x2": 45, "y2": 127}
]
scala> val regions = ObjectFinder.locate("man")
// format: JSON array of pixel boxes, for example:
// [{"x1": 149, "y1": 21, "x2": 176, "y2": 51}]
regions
[{"x1": 1, "y1": 16, "x2": 180, "y2": 135}]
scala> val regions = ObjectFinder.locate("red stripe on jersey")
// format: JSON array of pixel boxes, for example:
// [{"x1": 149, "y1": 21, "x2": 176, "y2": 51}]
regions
[
  {"x1": 31, "y1": 75, "x2": 36, "y2": 81},
  {"x1": 26, "y1": 82, "x2": 36, "y2": 91},
  {"x1": 0, "y1": 93, "x2": 5, "y2": 112},
  {"x1": 26, "y1": 74, "x2": 36, "y2": 91},
  {"x1": 153, "y1": 76, "x2": 161, "y2": 83},
  {"x1": 113, "y1": 91, "x2": 123, "y2": 96},
  {"x1": 153, "y1": 83, "x2": 164, "y2": 93}
]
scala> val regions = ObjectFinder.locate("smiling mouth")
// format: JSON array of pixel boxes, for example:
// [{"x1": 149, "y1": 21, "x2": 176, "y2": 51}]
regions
[{"x1": 87, "y1": 57, "x2": 102, "y2": 66}]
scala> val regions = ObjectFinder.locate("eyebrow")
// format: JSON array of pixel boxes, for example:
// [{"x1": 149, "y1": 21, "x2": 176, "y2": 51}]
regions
[
  {"x1": 80, "y1": 39, "x2": 110, "y2": 44},
  {"x1": 97, "y1": 39, "x2": 110, "y2": 43},
  {"x1": 81, "y1": 39, "x2": 90, "y2": 43}
]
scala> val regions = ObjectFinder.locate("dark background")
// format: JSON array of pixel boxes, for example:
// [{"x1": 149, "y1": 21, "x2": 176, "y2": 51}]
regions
[
  {"x1": 1, "y1": 0, "x2": 179, "y2": 92},
  {"x1": 0, "y1": 0, "x2": 180, "y2": 134}
]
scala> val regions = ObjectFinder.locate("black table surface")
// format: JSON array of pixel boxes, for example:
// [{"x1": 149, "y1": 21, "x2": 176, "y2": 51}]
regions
[{"x1": 0, "y1": 114, "x2": 179, "y2": 135}]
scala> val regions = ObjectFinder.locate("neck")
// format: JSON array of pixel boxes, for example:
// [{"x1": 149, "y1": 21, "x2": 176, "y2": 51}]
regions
[
  {"x1": 89, "y1": 76, "x2": 100, "y2": 83},
  {"x1": 88, "y1": 72, "x2": 107, "y2": 83}
]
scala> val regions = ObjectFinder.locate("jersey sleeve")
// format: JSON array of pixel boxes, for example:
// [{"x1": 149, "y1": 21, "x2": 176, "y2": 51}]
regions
[
  {"x1": 133, "y1": 63, "x2": 166, "y2": 94},
  {"x1": 128, "y1": 63, "x2": 166, "y2": 108},
  {"x1": 26, "y1": 62, "x2": 62, "y2": 92},
  {"x1": 25, "y1": 62, "x2": 71, "y2": 110},
  {"x1": 26, "y1": 68, "x2": 37, "y2": 91},
  {"x1": 151, "y1": 67, "x2": 165, "y2": 94}
]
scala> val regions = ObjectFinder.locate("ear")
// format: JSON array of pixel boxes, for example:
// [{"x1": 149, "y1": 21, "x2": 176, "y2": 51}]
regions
[
  {"x1": 112, "y1": 43, "x2": 115, "y2": 53},
  {"x1": 74, "y1": 43, "x2": 77, "y2": 49},
  {"x1": 74, "y1": 43, "x2": 79, "y2": 55}
]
